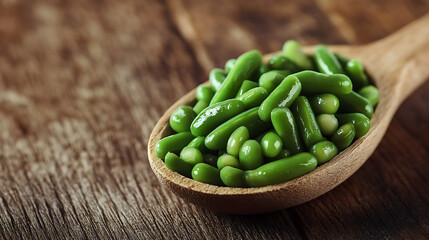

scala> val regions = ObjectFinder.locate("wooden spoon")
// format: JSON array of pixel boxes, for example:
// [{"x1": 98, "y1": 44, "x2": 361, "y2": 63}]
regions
[{"x1": 147, "y1": 14, "x2": 429, "y2": 215}]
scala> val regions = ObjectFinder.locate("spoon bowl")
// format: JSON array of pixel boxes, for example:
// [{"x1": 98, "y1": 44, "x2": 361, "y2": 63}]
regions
[{"x1": 148, "y1": 14, "x2": 429, "y2": 214}]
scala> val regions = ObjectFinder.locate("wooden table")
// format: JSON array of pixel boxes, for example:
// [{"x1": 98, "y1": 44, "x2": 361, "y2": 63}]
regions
[{"x1": 0, "y1": 0, "x2": 428, "y2": 239}]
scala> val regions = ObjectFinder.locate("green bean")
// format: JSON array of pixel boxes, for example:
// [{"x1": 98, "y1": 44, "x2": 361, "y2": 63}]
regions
[
  {"x1": 316, "y1": 114, "x2": 339, "y2": 136},
  {"x1": 155, "y1": 132, "x2": 194, "y2": 159},
  {"x1": 358, "y1": 85, "x2": 379, "y2": 107},
  {"x1": 211, "y1": 51, "x2": 262, "y2": 104},
  {"x1": 346, "y1": 59, "x2": 368, "y2": 90},
  {"x1": 164, "y1": 152, "x2": 193, "y2": 178},
  {"x1": 169, "y1": 106, "x2": 197, "y2": 133},
  {"x1": 267, "y1": 55, "x2": 301, "y2": 72},
  {"x1": 282, "y1": 40, "x2": 313, "y2": 69},
  {"x1": 205, "y1": 107, "x2": 271, "y2": 150},
  {"x1": 193, "y1": 100, "x2": 209, "y2": 115},
  {"x1": 203, "y1": 154, "x2": 218, "y2": 167},
  {"x1": 227, "y1": 126, "x2": 249, "y2": 157},
  {"x1": 336, "y1": 113, "x2": 370, "y2": 138},
  {"x1": 292, "y1": 70, "x2": 352, "y2": 95},
  {"x1": 309, "y1": 140, "x2": 338, "y2": 165},
  {"x1": 245, "y1": 153, "x2": 317, "y2": 187},
  {"x1": 209, "y1": 68, "x2": 226, "y2": 91},
  {"x1": 292, "y1": 96, "x2": 324, "y2": 148},
  {"x1": 217, "y1": 154, "x2": 240, "y2": 169},
  {"x1": 314, "y1": 45, "x2": 344, "y2": 74},
  {"x1": 338, "y1": 91, "x2": 374, "y2": 118},
  {"x1": 225, "y1": 59, "x2": 236, "y2": 74},
  {"x1": 258, "y1": 71, "x2": 286, "y2": 93},
  {"x1": 309, "y1": 94, "x2": 340, "y2": 114},
  {"x1": 236, "y1": 87, "x2": 268, "y2": 109},
  {"x1": 180, "y1": 147, "x2": 204, "y2": 165},
  {"x1": 271, "y1": 107, "x2": 304, "y2": 154},
  {"x1": 260, "y1": 132, "x2": 283, "y2": 158},
  {"x1": 220, "y1": 166, "x2": 246, "y2": 187},
  {"x1": 239, "y1": 140, "x2": 263, "y2": 170},
  {"x1": 192, "y1": 163, "x2": 223, "y2": 186},
  {"x1": 236, "y1": 80, "x2": 258, "y2": 97},
  {"x1": 330, "y1": 123, "x2": 356, "y2": 151},
  {"x1": 186, "y1": 136, "x2": 208, "y2": 153},
  {"x1": 196, "y1": 85, "x2": 215, "y2": 102},
  {"x1": 258, "y1": 75, "x2": 302, "y2": 121},
  {"x1": 191, "y1": 99, "x2": 245, "y2": 136}
]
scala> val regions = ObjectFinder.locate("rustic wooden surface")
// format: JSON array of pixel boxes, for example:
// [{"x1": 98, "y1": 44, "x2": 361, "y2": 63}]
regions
[{"x1": 0, "y1": 0, "x2": 428, "y2": 239}]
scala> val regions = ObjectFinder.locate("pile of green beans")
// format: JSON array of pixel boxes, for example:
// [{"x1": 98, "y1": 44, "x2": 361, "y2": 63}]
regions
[{"x1": 155, "y1": 40, "x2": 379, "y2": 188}]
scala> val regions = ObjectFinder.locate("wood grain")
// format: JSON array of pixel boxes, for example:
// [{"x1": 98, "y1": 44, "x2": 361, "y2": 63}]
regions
[{"x1": 0, "y1": 0, "x2": 428, "y2": 239}]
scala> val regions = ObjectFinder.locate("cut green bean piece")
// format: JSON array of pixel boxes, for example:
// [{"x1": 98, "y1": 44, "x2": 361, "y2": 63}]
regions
[
  {"x1": 187, "y1": 136, "x2": 208, "y2": 154},
  {"x1": 236, "y1": 80, "x2": 258, "y2": 97},
  {"x1": 170, "y1": 106, "x2": 197, "y2": 133},
  {"x1": 209, "y1": 68, "x2": 226, "y2": 91},
  {"x1": 292, "y1": 96, "x2": 324, "y2": 148},
  {"x1": 338, "y1": 91, "x2": 374, "y2": 118},
  {"x1": 317, "y1": 114, "x2": 339, "y2": 136},
  {"x1": 292, "y1": 70, "x2": 352, "y2": 95},
  {"x1": 282, "y1": 40, "x2": 313, "y2": 69},
  {"x1": 217, "y1": 154, "x2": 240, "y2": 169},
  {"x1": 260, "y1": 132, "x2": 283, "y2": 158},
  {"x1": 271, "y1": 107, "x2": 304, "y2": 154},
  {"x1": 309, "y1": 140, "x2": 338, "y2": 165},
  {"x1": 192, "y1": 163, "x2": 223, "y2": 186},
  {"x1": 358, "y1": 85, "x2": 379, "y2": 107},
  {"x1": 155, "y1": 132, "x2": 194, "y2": 159},
  {"x1": 245, "y1": 153, "x2": 317, "y2": 187},
  {"x1": 336, "y1": 113, "x2": 370, "y2": 138},
  {"x1": 267, "y1": 55, "x2": 301, "y2": 72},
  {"x1": 314, "y1": 45, "x2": 344, "y2": 74},
  {"x1": 309, "y1": 94, "x2": 340, "y2": 114},
  {"x1": 259, "y1": 75, "x2": 302, "y2": 121},
  {"x1": 196, "y1": 85, "x2": 215, "y2": 102},
  {"x1": 220, "y1": 166, "x2": 246, "y2": 187},
  {"x1": 346, "y1": 59, "x2": 369, "y2": 90},
  {"x1": 180, "y1": 147, "x2": 204, "y2": 165},
  {"x1": 227, "y1": 126, "x2": 249, "y2": 157},
  {"x1": 205, "y1": 107, "x2": 271, "y2": 150},
  {"x1": 237, "y1": 87, "x2": 268, "y2": 109},
  {"x1": 191, "y1": 99, "x2": 245, "y2": 136},
  {"x1": 165, "y1": 152, "x2": 193, "y2": 178},
  {"x1": 239, "y1": 140, "x2": 263, "y2": 170},
  {"x1": 330, "y1": 123, "x2": 356, "y2": 151},
  {"x1": 193, "y1": 100, "x2": 209, "y2": 115},
  {"x1": 225, "y1": 59, "x2": 236, "y2": 74},
  {"x1": 258, "y1": 71, "x2": 287, "y2": 93},
  {"x1": 211, "y1": 51, "x2": 262, "y2": 104}
]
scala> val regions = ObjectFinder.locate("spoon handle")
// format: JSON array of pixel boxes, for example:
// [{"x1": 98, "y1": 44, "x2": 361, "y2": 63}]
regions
[{"x1": 362, "y1": 13, "x2": 429, "y2": 103}]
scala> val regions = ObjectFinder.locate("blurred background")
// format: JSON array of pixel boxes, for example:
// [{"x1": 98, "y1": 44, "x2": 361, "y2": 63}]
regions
[{"x1": 0, "y1": 0, "x2": 428, "y2": 239}]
